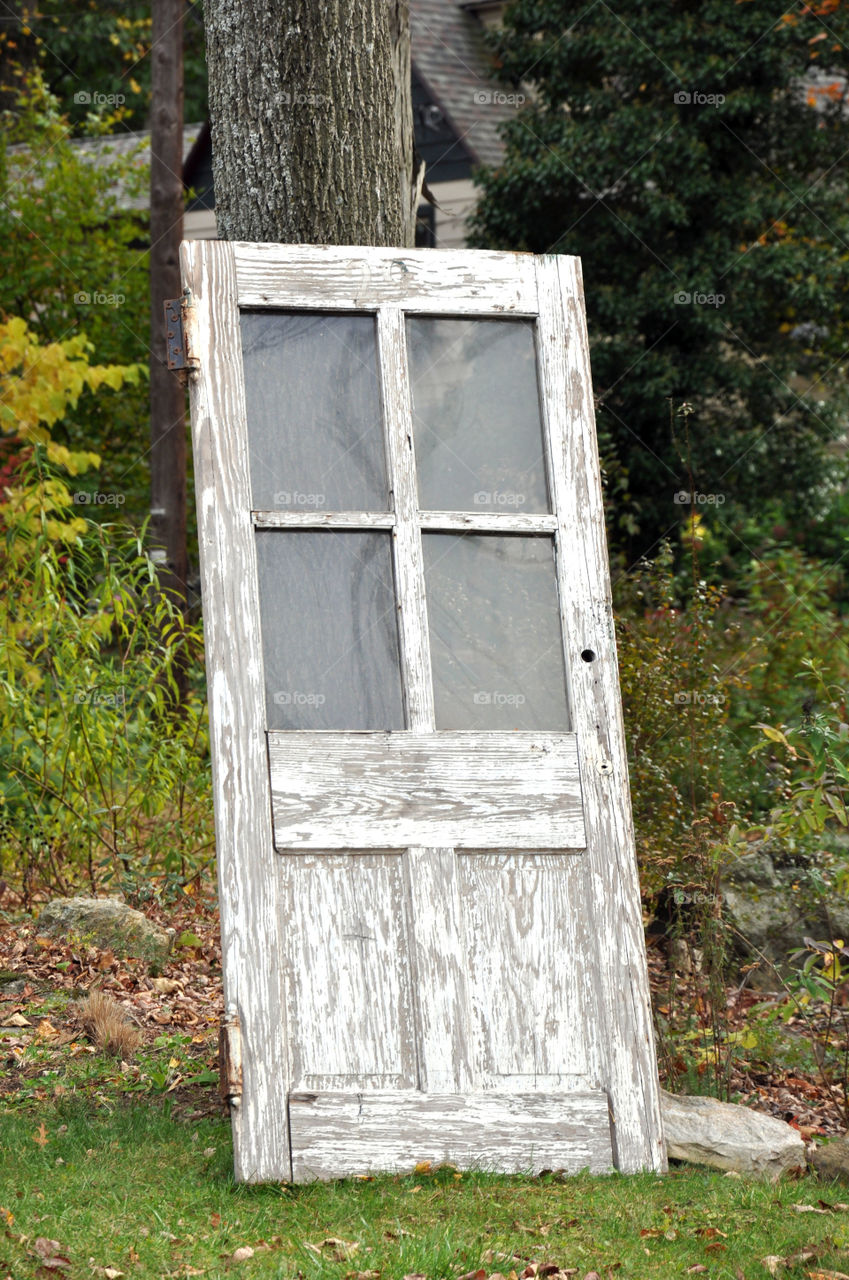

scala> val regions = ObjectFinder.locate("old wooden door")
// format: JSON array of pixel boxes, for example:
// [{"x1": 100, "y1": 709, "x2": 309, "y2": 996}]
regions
[{"x1": 181, "y1": 241, "x2": 664, "y2": 1183}]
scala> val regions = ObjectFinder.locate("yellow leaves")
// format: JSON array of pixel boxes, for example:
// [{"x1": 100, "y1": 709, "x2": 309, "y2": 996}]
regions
[
  {"x1": 0, "y1": 316, "x2": 143, "y2": 446},
  {"x1": 45, "y1": 443, "x2": 101, "y2": 476}
]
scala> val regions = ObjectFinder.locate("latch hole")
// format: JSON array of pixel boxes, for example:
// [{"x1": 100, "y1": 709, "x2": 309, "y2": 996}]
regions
[{"x1": 581, "y1": 649, "x2": 596, "y2": 663}]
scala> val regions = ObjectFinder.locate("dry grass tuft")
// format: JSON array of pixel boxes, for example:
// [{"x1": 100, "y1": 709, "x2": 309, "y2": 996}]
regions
[{"x1": 74, "y1": 989, "x2": 142, "y2": 1058}]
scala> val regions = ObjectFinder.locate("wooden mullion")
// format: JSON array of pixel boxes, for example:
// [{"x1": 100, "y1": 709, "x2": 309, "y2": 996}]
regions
[
  {"x1": 417, "y1": 512, "x2": 557, "y2": 534},
  {"x1": 253, "y1": 511, "x2": 395, "y2": 529},
  {"x1": 377, "y1": 306, "x2": 434, "y2": 732}
]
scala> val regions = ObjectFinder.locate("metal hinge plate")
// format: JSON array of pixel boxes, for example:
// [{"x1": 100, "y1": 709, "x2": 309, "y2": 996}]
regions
[
  {"x1": 164, "y1": 291, "x2": 200, "y2": 375},
  {"x1": 219, "y1": 1014, "x2": 243, "y2": 1109}
]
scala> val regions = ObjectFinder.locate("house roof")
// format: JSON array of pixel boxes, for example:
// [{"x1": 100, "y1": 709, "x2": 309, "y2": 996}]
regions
[{"x1": 410, "y1": 0, "x2": 513, "y2": 170}]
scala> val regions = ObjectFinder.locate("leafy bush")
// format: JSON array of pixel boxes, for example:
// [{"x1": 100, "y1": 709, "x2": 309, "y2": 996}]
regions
[{"x1": 0, "y1": 318, "x2": 212, "y2": 902}]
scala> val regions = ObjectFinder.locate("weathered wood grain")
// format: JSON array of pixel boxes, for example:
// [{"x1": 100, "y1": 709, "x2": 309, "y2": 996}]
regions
[
  {"x1": 267, "y1": 731, "x2": 586, "y2": 850},
  {"x1": 288, "y1": 1090, "x2": 614, "y2": 1180},
  {"x1": 417, "y1": 511, "x2": 558, "y2": 532},
  {"x1": 278, "y1": 853, "x2": 418, "y2": 1092},
  {"x1": 377, "y1": 307, "x2": 434, "y2": 732},
  {"x1": 180, "y1": 239, "x2": 290, "y2": 1182},
  {"x1": 234, "y1": 242, "x2": 539, "y2": 313},
  {"x1": 253, "y1": 510, "x2": 395, "y2": 528},
  {"x1": 459, "y1": 853, "x2": 591, "y2": 1087},
  {"x1": 535, "y1": 254, "x2": 666, "y2": 1172},
  {"x1": 185, "y1": 240, "x2": 664, "y2": 1183}
]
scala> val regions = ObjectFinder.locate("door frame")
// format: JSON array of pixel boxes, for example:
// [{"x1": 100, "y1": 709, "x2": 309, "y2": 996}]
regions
[{"x1": 180, "y1": 240, "x2": 665, "y2": 1180}]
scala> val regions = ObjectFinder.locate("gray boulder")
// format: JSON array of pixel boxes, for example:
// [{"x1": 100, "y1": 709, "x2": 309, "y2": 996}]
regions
[
  {"x1": 37, "y1": 896, "x2": 173, "y2": 972},
  {"x1": 721, "y1": 847, "x2": 849, "y2": 972},
  {"x1": 810, "y1": 1133, "x2": 849, "y2": 1183},
  {"x1": 661, "y1": 1089, "x2": 806, "y2": 1181}
]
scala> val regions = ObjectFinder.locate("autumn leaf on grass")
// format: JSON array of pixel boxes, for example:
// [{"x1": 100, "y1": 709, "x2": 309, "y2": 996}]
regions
[
  {"x1": 304, "y1": 1239, "x2": 359, "y2": 1263},
  {"x1": 32, "y1": 1123, "x2": 48, "y2": 1147},
  {"x1": 32, "y1": 1238, "x2": 70, "y2": 1270},
  {"x1": 230, "y1": 1247, "x2": 254, "y2": 1263}
]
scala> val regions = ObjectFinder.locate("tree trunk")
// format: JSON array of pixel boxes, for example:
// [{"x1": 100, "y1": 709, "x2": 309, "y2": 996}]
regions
[
  {"x1": 149, "y1": 0, "x2": 188, "y2": 700},
  {"x1": 204, "y1": 0, "x2": 416, "y2": 247}
]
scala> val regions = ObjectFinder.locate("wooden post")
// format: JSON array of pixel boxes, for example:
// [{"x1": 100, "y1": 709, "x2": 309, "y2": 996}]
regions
[{"x1": 149, "y1": 0, "x2": 188, "y2": 642}]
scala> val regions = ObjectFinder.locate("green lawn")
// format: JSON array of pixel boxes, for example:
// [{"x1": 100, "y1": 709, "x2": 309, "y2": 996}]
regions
[{"x1": 1, "y1": 1101, "x2": 847, "y2": 1279}]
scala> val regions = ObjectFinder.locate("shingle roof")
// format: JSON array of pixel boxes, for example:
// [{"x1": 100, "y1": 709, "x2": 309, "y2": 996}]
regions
[{"x1": 410, "y1": 0, "x2": 515, "y2": 168}]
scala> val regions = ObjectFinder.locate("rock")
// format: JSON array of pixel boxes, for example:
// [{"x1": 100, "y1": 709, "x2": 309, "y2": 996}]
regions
[
  {"x1": 720, "y1": 846, "x2": 849, "y2": 974},
  {"x1": 37, "y1": 897, "x2": 173, "y2": 972},
  {"x1": 660, "y1": 1089, "x2": 806, "y2": 1180},
  {"x1": 810, "y1": 1133, "x2": 849, "y2": 1183}
]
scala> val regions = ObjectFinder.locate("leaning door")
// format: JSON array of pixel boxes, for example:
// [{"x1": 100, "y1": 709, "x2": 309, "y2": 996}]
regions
[{"x1": 181, "y1": 242, "x2": 665, "y2": 1182}]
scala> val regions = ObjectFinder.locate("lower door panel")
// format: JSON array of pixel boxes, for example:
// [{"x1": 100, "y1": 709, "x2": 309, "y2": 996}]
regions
[{"x1": 288, "y1": 1090, "x2": 614, "y2": 1180}]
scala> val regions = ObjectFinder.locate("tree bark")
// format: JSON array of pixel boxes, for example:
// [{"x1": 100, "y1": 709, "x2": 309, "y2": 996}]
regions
[{"x1": 204, "y1": 0, "x2": 416, "y2": 247}]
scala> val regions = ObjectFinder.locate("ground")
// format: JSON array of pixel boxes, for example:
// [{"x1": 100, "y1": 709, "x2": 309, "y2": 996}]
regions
[
  {"x1": 0, "y1": 885, "x2": 844, "y2": 1135},
  {"x1": 2, "y1": 887, "x2": 849, "y2": 1279}
]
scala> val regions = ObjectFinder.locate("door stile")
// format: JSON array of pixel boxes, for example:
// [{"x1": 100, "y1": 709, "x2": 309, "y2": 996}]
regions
[
  {"x1": 376, "y1": 306, "x2": 475, "y2": 1095},
  {"x1": 535, "y1": 255, "x2": 665, "y2": 1172},
  {"x1": 181, "y1": 239, "x2": 291, "y2": 1182}
]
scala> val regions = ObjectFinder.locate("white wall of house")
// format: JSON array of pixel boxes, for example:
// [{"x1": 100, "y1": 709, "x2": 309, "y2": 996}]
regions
[{"x1": 182, "y1": 177, "x2": 480, "y2": 247}]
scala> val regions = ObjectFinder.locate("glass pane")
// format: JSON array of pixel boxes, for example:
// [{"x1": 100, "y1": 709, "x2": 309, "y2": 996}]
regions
[
  {"x1": 407, "y1": 318, "x2": 549, "y2": 513},
  {"x1": 423, "y1": 534, "x2": 569, "y2": 730},
  {"x1": 241, "y1": 311, "x2": 389, "y2": 511},
  {"x1": 256, "y1": 531, "x2": 404, "y2": 730}
]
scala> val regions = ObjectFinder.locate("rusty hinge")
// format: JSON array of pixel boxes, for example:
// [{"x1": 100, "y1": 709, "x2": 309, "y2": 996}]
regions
[
  {"x1": 164, "y1": 290, "x2": 200, "y2": 378},
  {"x1": 219, "y1": 1012, "x2": 243, "y2": 1109}
]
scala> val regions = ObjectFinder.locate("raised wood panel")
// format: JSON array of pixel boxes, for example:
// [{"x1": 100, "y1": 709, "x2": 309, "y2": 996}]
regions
[
  {"x1": 233, "y1": 242, "x2": 540, "y2": 313},
  {"x1": 288, "y1": 1091, "x2": 614, "y2": 1180},
  {"x1": 459, "y1": 854, "x2": 590, "y2": 1085},
  {"x1": 278, "y1": 854, "x2": 417, "y2": 1091},
  {"x1": 267, "y1": 732, "x2": 586, "y2": 850}
]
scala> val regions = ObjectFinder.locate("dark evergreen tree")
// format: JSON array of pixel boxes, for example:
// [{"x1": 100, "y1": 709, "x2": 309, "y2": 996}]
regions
[{"x1": 471, "y1": 1, "x2": 849, "y2": 562}]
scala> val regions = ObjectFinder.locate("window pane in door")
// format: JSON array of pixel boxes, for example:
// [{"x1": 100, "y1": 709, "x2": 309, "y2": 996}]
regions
[
  {"x1": 423, "y1": 534, "x2": 570, "y2": 730},
  {"x1": 241, "y1": 311, "x2": 389, "y2": 511},
  {"x1": 407, "y1": 318, "x2": 549, "y2": 513},
  {"x1": 256, "y1": 531, "x2": 404, "y2": 730}
]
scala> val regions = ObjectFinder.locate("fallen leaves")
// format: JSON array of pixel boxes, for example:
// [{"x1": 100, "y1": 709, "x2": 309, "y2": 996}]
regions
[
  {"x1": 304, "y1": 1237, "x2": 360, "y2": 1262},
  {"x1": 230, "y1": 1246, "x2": 254, "y2": 1263},
  {"x1": 32, "y1": 1238, "x2": 70, "y2": 1270},
  {"x1": 32, "y1": 1122, "x2": 48, "y2": 1147}
]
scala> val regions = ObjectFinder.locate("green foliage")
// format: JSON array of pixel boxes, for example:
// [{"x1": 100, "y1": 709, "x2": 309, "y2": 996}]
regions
[
  {"x1": 0, "y1": 1, "x2": 208, "y2": 129},
  {"x1": 0, "y1": 319, "x2": 211, "y2": 900},
  {"x1": 0, "y1": 73, "x2": 152, "y2": 513},
  {"x1": 471, "y1": 0, "x2": 849, "y2": 560}
]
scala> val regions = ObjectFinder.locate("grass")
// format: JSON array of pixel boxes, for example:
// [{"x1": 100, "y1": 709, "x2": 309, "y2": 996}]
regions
[{"x1": 1, "y1": 1102, "x2": 848, "y2": 1280}]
